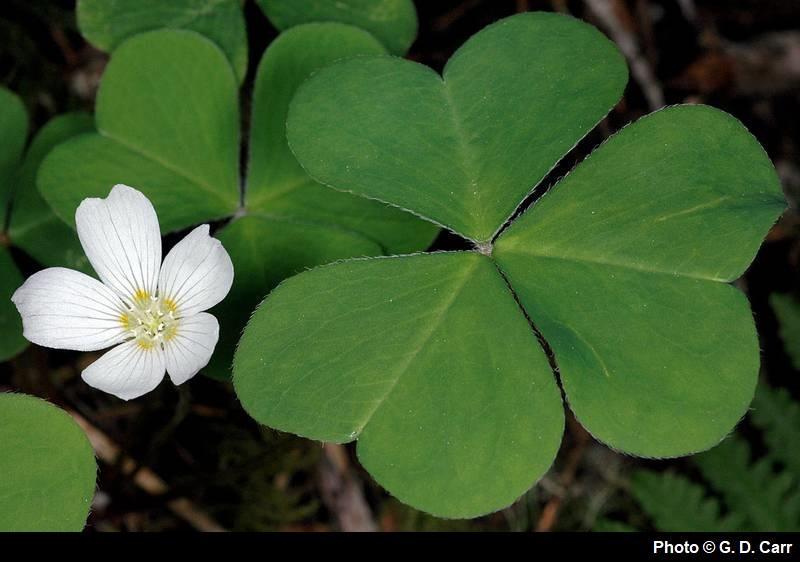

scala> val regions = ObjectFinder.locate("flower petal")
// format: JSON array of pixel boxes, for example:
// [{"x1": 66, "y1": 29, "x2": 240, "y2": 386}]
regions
[
  {"x1": 158, "y1": 225, "x2": 233, "y2": 316},
  {"x1": 76, "y1": 184, "x2": 162, "y2": 303},
  {"x1": 11, "y1": 267, "x2": 128, "y2": 352},
  {"x1": 164, "y1": 312, "x2": 219, "y2": 385},
  {"x1": 81, "y1": 340, "x2": 166, "y2": 400}
]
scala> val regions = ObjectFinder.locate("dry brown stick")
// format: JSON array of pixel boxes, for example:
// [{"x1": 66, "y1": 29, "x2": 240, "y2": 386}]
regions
[
  {"x1": 432, "y1": 0, "x2": 482, "y2": 31},
  {"x1": 584, "y1": 0, "x2": 665, "y2": 110},
  {"x1": 50, "y1": 26, "x2": 78, "y2": 67},
  {"x1": 318, "y1": 444, "x2": 378, "y2": 532},
  {"x1": 69, "y1": 410, "x2": 227, "y2": 532},
  {"x1": 535, "y1": 420, "x2": 590, "y2": 532},
  {"x1": 676, "y1": 0, "x2": 699, "y2": 26}
]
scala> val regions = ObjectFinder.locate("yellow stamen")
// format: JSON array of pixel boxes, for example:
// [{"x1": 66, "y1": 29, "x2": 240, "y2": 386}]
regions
[
  {"x1": 162, "y1": 298, "x2": 178, "y2": 313},
  {"x1": 133, "y1": 289, "x2": 150, "y2": 305},
  {"x1": 122, "y1": 292, "x2": 180, "y2": 351},
  {"x1": 162, "y1": 323, "x2": 178, "y2": 342}
]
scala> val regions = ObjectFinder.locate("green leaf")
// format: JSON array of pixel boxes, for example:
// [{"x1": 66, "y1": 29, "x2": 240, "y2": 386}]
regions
[
  {"x1": 234, "y1": 252, "x2": 564, "y2": 518},
  {"x1": 751, "y1": 383, "x2": 800, "y2": 477},
  {"x1": 247, "y1": 22, "x2": 437, "y2": 254},
  {"x1": 770, "y1": 293, "x2": 800, "y2": 370},
  {"x1": 254, "y1": 179, "x2": 437, "y2": 254},
  {"x1": 257, "y1": 0, "x2": 418, "y2": 55},
  {"x1": 0, "y1": 87, "x2": 27, "y2": 227},
  {"x1": 235, "y1": 13, "x2": 785, "y2": 517},
  {"x1": 494, "y1": 106, "x2": 784, "y2": 457},
  {"x1": 630, "y1": 470, "x2": 743, "y2": 531},
  {"x1": 0, "y1": 393, "x2": 97, "y2": 531},
  {"x1": 39, "y1": 30, "x2": 240, "y2": 233},
  {"x1": 287, "y1": 12, "x2": 627, "y2": 242},
  {"x1": 0, "y1": 248, "x2": 26, "y2": 361},
  {"x1": 206, "y1": 214, "x2": 383, "y2": 379},
  {"x1": 9, "y1": 113, "x2": 94, "y2": 272},
  {"x1": 77, "y1": 0, "x2": 248, "y2": 83},
  {"x1": 694, "y1": 436, "x2": 800, "y2": 531}
]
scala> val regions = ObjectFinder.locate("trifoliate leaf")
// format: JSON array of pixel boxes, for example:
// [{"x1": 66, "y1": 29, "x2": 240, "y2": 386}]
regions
[{"x1": 236, "y1": 13, "x2": 785, "y2": 517}]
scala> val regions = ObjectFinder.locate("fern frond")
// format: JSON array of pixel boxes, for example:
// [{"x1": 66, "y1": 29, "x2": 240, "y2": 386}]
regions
[
  {"x1": 771, "y1": 293, "x2": 800, "y2": 370},
  {"x1": 694, "y1": 436, "x2": 800, "y2": 531},
  {"x1": 751, "y1": 384, "x2": 800, "y2": 477},
  {"x1": 630, "y1": 470, "x2": 742, "y2": 531},
  {"x1": 593, "y1": 518, "x2": 637, "y2": 532}
]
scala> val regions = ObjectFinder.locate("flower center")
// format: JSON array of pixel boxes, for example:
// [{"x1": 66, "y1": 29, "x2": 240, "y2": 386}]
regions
[{"x1": 121, "y1": 292, "x2": 179, "y2": 350}]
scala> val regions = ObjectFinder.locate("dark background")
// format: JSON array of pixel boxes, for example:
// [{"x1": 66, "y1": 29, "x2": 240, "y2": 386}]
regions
[{"x1": 1, "y1": 0, "x2": 798, "y2": 531}]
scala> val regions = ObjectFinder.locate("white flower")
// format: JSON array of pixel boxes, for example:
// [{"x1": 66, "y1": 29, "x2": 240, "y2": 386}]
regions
[{"x1": 11, "y1": 184, "x2": 234, "y2": 400}]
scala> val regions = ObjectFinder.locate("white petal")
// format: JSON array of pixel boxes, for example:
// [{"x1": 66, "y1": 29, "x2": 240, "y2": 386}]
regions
[
  {"x1": 11, "y1": 267, "x2": 128, "y2": 352},
  {"x1": 164, "y1": 312, "x2": 219, "y2": 385},
  {"x1": 158, "y1": 225, "x2": 233, "y2": 317},
  {"x1": 81, "y1": 340, "x2": 166, "y2": 400},
  {"x1": 76, "y1": 184, "x2": 162, "y2": 303}
]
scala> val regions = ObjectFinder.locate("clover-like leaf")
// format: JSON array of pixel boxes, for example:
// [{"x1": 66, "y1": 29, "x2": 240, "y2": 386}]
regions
[
  {"x1": 0, "y1": 87, "x2": 27, "y2": 226},
  {"x1": 77, "y1": 0, "x2": 248, "y2": 83},
  {"x1": 0, "y1": 393, "x2": 97, "y2": 531},
  {"x1": 257, "y1": 0, "x2": 417, "y2": 55},
  {"x1": 234, "y1": 12, "x2": 786, "y2": 517},
  {"x1": 234, "y1": 252, "x2": 564, "y2": 517},
  {"x1": 40, "y1": 30, "x2": 241, "y2": 233},
  {"x1": 9, "y1": 112, "x2": 94, "y2": 272},
  {"x1": 287, "y1": 12, "x2": 627, "y2": 242}
]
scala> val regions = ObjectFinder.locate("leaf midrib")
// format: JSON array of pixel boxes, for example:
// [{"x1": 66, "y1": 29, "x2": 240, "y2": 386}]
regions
[
  {"x1": 498, "y1": 247, "x2": 731, "y2": 282},
  {"x1": 246, "y1": 176, "x2": 314, "y2": 209},
  {"x1": 99, "y1": 129, "x2": 237, "y2": 207},
  {"x1": 441, "y1": 81, "x2": 484, "y2": 241},
  {"x1": 352, "y1": 255, "x2": 481, "y2": 435}
]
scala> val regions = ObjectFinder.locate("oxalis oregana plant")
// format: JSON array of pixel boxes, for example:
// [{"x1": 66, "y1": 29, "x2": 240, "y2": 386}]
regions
[{"x1": 232, "y1": 12, "x2": 787, "y2": 518}]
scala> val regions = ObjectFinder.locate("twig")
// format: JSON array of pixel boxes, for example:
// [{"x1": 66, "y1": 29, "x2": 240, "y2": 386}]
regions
[
  {"x1": 69, "y1": 410, "x2": 227, "y2": 532},
  {"x1": 318, "y1": 444, "x2": 378, "y2": 532},
  {"x1": 535, "y1": 419, "x2": 590, "y2": 532},
  {"x1": 584, "y1": 0, "x2": 665, "y2": 110},
  {"x1": 50, "y1": 26, "x2": 78, "y2": 67},
  {"x1": 676, "y1": 0, "x2": 699, "y2": 27},
  {"x1": 432, "y1": 0, "x2": 482, "y2": 31}
]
